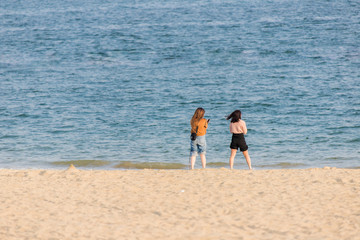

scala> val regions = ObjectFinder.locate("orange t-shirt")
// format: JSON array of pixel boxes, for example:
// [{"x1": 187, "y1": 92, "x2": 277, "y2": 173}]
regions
[{"x1": 191, "y1": 118, "x2": 208, "y2": 136}]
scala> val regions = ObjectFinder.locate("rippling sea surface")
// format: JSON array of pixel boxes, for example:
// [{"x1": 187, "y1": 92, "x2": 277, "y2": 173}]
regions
[{"x1": 1, "y1": 0, "x2": 359, "y2": 169}]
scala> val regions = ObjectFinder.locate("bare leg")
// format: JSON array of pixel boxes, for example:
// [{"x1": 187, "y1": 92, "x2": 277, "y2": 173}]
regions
[
  {"x1": 242, "y1": 150, "x2": 252, "y2": 169},
  {"x1": 190, "y1": 156, "x2": 196, "y2": 170},
  {"x1": 200, "y1": 154, "x2": 206, "y2": 168},
  {"x1": 229, "y1": 149, "x2": 237, "y2": 169}
]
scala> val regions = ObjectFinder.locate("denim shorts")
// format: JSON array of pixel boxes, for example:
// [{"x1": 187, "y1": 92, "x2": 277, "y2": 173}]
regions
[{"x1": 190, "y1": 135, "x2": 206, "y2": 157}]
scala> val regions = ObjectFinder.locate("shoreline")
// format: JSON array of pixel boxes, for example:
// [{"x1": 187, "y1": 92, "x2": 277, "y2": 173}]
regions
[
  {"x1": 2, "y1": 159, "x2": 360, "y2": 171},
  {"x1": 1, "y1": 168, "x2": 359, "y2": 239}
]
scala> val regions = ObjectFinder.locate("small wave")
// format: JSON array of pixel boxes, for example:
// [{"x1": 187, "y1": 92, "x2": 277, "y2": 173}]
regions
[
  {"x1": 284, "y1": 49, "x2": 297, "y2": 55},
  {"x1": 258, "y1": 17, "x2": 283, "y2": 23},
  {"x1": 51, "y1": 160, "x2": 111, "y2": 167},
  {"x1": 259, "y1": 49, "x2": 276, "y2": 56},
  {"x1": 346, "y1": 138, "x2": 360, "y2": 143},
  {"x1": 0, "y1": 135, "x2": 19, "y2": 139},
  {"x1": 338, "y1": 125, "x2": 360, "y2": 129},
  {"x1": 207, "y1": 162, "x2": 228, "y2": 167},
  {"x1": 257, "y1": 162, "x2": 307, "y2": 169},
  {"x1": 113, "y1": 161, "x2": 187, "y2": 170},
  {"x1": 15, "y1": 113, "x2": 30, "y2": 118},
  {"x1": 325, "y1": 157, "x2": 345, "y2": 160},
  {"x1": 312, "y1": 16, "x2": 339, "y2": 22}
]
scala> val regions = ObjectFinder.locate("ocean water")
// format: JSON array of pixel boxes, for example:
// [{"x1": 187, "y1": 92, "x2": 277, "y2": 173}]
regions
[{"x1": 0, "y1": 0, "x2": 359, "y2": 170}]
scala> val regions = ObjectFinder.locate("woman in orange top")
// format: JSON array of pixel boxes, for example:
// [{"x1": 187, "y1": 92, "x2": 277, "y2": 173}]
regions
[{"x1": 190, "y1": 107, "x2": 209, "y2": 169}]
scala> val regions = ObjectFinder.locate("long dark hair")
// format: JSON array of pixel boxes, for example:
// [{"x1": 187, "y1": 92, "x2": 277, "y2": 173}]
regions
[{"x1": 226, "y1": 110, "x2": 241, "y2": 123}]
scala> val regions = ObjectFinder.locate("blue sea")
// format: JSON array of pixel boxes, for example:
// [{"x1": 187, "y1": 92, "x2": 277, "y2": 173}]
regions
[{"x1": 0, "y1": 0, "x2": 359, "y2": 170}]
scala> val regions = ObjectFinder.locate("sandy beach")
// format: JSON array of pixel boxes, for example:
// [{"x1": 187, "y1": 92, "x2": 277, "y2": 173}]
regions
[{"x1": 0, "y1": 167, "x2": 359, "y2": 240}]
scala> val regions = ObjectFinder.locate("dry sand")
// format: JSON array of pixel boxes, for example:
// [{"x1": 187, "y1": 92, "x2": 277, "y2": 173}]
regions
[{"x1": 0, "y1": 167, "x2": 359, "y2": 240}]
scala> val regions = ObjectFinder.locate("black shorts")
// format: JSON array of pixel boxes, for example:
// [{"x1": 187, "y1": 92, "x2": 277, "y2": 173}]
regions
[{"x1": 230, "y1": 133, "x2": 248, "y2": 152}]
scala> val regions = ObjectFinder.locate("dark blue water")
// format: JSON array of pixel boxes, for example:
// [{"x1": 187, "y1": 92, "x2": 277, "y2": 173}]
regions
[{"x1": 1, "y1": 0, "x2": 359, "y2": 169}]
